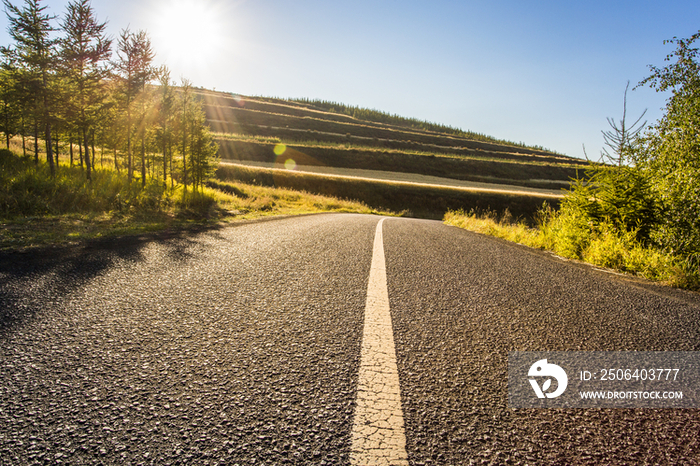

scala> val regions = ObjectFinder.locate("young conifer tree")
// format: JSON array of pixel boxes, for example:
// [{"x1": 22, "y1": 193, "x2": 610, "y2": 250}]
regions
[
  {"x1": 59, "y1": 0, "x2": 112, "y2": 181},
  {"x1": 2, "y1": 0, "x2": 56, "y2": 175},
  {"x1": 114, "y1": 27, "x2": 154, "y2": 183},
  {"x1": 179, "y1": 78, "x2": 192, "y2": 192},
  {"x1": 156, "y1": 66, "x2": 175, "y2": 186},
  {"x1": 187, "y1": 102, "x2": 218, "y2": 192}
]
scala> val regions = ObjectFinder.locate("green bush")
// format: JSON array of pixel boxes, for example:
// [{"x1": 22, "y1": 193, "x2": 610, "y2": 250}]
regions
[
  {"x1": 559, "y1": 164, "x2": 658, "y2": 244},
  {"x1": 636, "y1": 31, "x2": 700, "y2": 276}
]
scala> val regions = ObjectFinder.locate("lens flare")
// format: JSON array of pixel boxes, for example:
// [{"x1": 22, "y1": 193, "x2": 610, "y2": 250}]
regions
[
  {"x1": 284, "y1": 159, "x2": 297, "y2": 170},
  {"x1": 274, "y1": 144, "x2": 287, "y2": 156}
]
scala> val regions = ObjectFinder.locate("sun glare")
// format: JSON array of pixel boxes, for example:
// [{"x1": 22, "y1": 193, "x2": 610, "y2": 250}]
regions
[{"x1": 152, "y1": 0, "x2": 225, "y2": 74}]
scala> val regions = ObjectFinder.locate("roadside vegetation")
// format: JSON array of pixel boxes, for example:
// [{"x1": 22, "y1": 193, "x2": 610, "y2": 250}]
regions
[
  {"x1": 0, "y1": 148, "x2": 391, "y2": 250},
  {"x1": 444, "y1": 208, "x2": 687, "y2": 286},
  {"x1": 0, "y1": 0, "x2": 217, "y2": 190},
  {"x1": 446, "y1": 32, "x2": 700, "y2": 290}
]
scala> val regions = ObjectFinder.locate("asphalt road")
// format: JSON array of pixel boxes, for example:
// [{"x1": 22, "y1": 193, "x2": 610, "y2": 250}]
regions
[{"x1": 1, "y1": 214, "x2": 699, "y2": 465}]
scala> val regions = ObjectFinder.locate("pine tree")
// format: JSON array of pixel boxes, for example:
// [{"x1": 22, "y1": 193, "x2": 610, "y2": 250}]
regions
[
  {"x1": 114, "y1": 27, "x2": 153, "y2": 183},
  {"x1": 188, "y1": 102, "x2": 218, "y2": 191},
  {"x1": 156, "y1": 66, "x2": 175, "y2": 186},
  {"x1": 2, "y1": 0, "x2": 57, "y2": 175},
  {"x1": 0, "y1": 66, "x2": 21, "y2": 148},
  {"x1": 179, "y1": 78, "x2": 192, "y2": 192},
  {"x1": 59, "y1": 0, "x2": 112, "y2": 181},
  {"x1": 597, "y1": 81, "x2": 647, "y2": 166}
]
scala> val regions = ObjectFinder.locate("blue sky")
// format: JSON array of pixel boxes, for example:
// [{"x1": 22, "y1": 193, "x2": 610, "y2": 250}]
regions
[{"x1": 1, "y1": 0, "x2": 699, "y2": 158}]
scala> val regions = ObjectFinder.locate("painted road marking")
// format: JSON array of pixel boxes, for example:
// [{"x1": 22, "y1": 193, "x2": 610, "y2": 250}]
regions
[{"x1": 351, "y1": 218, "x2": 409, "y2": 466}]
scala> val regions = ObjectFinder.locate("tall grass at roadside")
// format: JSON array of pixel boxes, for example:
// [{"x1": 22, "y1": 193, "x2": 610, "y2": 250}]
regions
[
  {"x1": 0, "y1": 149, "x2": 205, "y2": 220},
  {"x1": 443, "y1": 209, "x2": 544, "y2": 247},
  {"x1": 444, "y1": 208, "x2": 696, "y2": 289},
  {"x1": 206, "y1": 179, "x2": 387, "y2": 217},
  {"x1": 0, "y1": 149, "x2": 394, "y2": 250}
]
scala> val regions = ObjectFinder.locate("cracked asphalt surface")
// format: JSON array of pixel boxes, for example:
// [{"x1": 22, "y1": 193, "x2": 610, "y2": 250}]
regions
[{"x1": 1, "y1": 213, "x2": 700, "y2": 465}]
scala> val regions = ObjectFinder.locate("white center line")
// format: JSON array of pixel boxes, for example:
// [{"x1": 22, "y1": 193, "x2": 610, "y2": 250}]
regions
[{"x1": 351, "y1": 218, "x2": 409, "y2": 466}]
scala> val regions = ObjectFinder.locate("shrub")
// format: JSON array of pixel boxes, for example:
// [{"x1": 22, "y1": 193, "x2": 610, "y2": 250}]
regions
[
  {"x1": 560, "y1": 164, "x2": 658, "y2": 244},
  {"x1": 444, "y1": 207, "x2": 692, "y2": 288},
  {"x1": 582, "y1": 223, "x2": 636, "y2": 270},
  {"x1": 545, "y1": 205, "x2": 591, "y2": 259}
]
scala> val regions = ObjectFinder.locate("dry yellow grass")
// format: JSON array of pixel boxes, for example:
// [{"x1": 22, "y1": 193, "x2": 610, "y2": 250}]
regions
[
  {"x1": 443, "y1": 209, "x2": 545, "y2": 248},
  {"x1": 444, "y1": 209, "x2": 695, "y2": 289},
  {"x1": 205, "y1": 180, "x2": 393, "y2": 220}
]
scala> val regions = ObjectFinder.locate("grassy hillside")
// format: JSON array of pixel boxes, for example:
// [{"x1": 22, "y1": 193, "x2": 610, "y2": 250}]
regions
[
  {"x1": 214, "y1": 135, "x2": 578, "y2": 190},
  {"x1": 196, "y1": 89, "x2": 585, "y2": 191},
  {"x1": 288, "y1": 97, "x2": 556, "y2": 150}
]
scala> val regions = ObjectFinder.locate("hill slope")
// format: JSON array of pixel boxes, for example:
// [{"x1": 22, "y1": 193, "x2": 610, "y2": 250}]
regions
[{"x1": 197, "y1": 89, "x2": 585, "y2": 189}]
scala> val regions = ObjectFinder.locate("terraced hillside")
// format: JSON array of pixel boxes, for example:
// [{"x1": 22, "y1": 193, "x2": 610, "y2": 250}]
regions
[
  {"x1": 197, "y1": 89, "x2": 586, "y2": 188},
  {"x1": 197, "y1": 89, "x2": 588, "y2": 218}
]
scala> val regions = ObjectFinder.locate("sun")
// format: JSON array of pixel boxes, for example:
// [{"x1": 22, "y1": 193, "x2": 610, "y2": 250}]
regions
[{"x1": 152, "y1": 0, "x2": 225, "y2": 73}]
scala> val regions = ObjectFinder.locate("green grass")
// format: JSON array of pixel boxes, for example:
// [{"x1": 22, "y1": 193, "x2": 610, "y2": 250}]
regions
[
  {"x1": 444, "y1": 209, "x2": 698, "y2": 289},
  {"x1": 0, "y1": 149, "x2": 394, "y2": 251}
]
